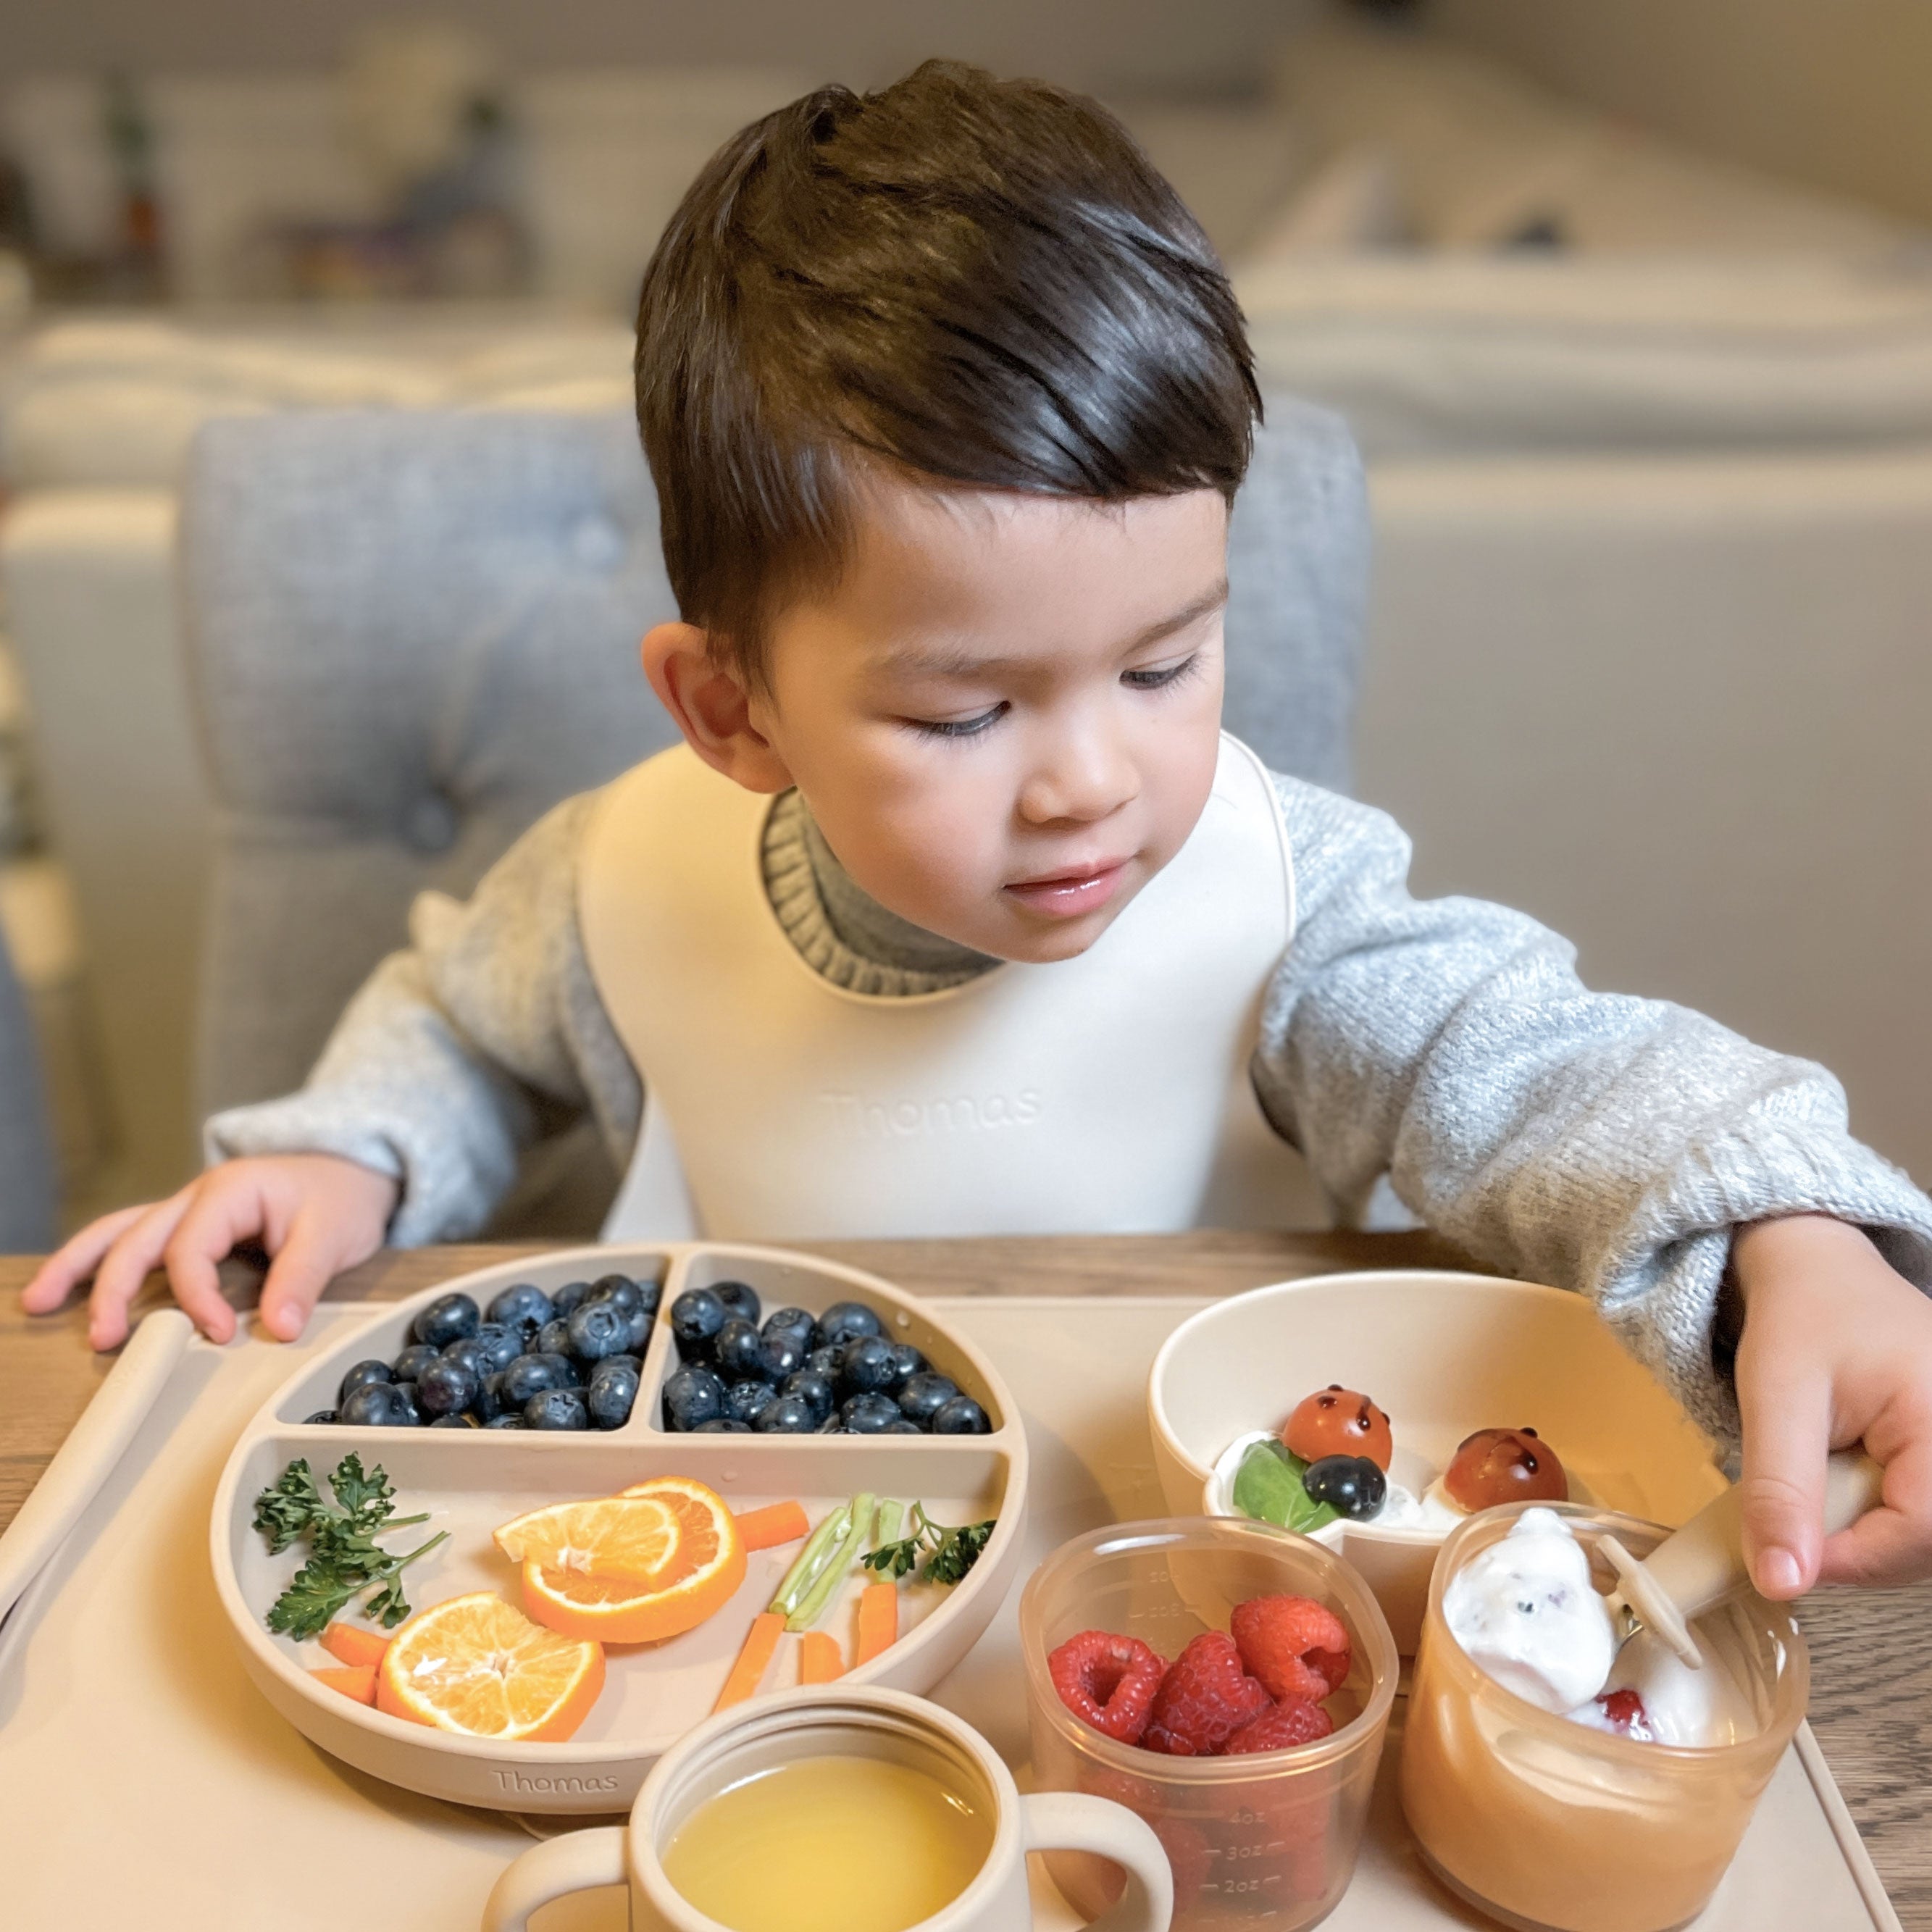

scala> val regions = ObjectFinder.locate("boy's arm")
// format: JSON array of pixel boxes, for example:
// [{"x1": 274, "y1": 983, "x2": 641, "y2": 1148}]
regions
[
  {"x1": 206, "y1": 790, "x2": 641, "y2": 1246},
  {"x1": 1255, "y1": 775, "x2": 1932, "y2": 1464}
]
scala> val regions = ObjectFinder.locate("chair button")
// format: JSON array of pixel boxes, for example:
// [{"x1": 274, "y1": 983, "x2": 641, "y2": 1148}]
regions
[{"x1": 403, "y1": 793, "x2": 460, "y2": 854}]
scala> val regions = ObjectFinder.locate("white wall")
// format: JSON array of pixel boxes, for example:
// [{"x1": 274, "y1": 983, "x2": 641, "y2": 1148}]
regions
[
  {"x1": 1430, "y1": 0, "x2": 1932, "y2": 228},
  {"x1": 0, "y1": 0, "x2": 1310, "y2": 99}
]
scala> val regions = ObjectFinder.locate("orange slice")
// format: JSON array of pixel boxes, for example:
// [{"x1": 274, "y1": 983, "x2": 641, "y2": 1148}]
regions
[
  {"x1": 493, "y1": 1494, "x2": 682, "y2": 1582},
  {"x1": 376, "y1": 1592, "x2": 604, "y2": 1742},
  {"x1": 522, "y1": 1477, "x2": 745, "y2": 1645}
]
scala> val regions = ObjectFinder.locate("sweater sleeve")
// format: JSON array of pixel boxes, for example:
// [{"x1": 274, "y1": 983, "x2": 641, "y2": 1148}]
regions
[
  {"x1": 1255, "y1": 773, "x2": 1932, "y2": 1450},
  {"x1": 204, "y1": 790, "x2": 641, "y2": 1245}
]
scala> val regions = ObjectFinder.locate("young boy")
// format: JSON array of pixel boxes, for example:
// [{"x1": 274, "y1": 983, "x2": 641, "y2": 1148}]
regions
[{"x1": 25, "y1": 63, "x2": 1932, "y2": 1604}]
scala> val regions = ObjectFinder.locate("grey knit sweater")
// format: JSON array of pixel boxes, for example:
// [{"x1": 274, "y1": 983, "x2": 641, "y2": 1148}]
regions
[{"x1": 208, "y1": 771, "x2": 1932, "y2": 1451}]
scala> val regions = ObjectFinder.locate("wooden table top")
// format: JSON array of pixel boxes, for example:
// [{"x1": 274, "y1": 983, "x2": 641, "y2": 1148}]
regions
[{"x1": 6, "y1": 1229, "x2": 1928, "y2": 1927}]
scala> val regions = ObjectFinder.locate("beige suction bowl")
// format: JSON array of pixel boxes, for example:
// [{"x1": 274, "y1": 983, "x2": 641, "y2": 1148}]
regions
[{"x1": 1146, "y1": 1270, "x2": 1726, "y2": 1651}]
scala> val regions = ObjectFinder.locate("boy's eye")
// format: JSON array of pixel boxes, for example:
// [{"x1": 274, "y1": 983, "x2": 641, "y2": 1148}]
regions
[
  {"x1": 1122, "y1": 653, "x2": 1200, "y2": 691},
  {"x1": 911, "y1": 702, "x2": 1008, "y2": 740}
]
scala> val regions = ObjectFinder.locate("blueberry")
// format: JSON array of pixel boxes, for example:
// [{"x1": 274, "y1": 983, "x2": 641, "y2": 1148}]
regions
[
  {"x1": 412, "y1": 1292, "x2": 480, "y2": 1350},
  {"x1": 711, "y1": 1280, "x2": 761, "y2": 1326},
  {"x1": 661, "y1": 1363, "x2": 730, "y2": 1431},
  {"x1": 694, "y1": 1418, "x2": 753, "y2": 1433},
  {"x1": 389, "y1": 1381, "x2": 425, "y2": 1424},
  {"x1": 536, "y1": 1318, "x2": 576, "y2": 1360},
  {"x1": 882, "y1": 1342, "x2": 926, "y2": 1392},
  {"x1": 513, "y1": 1313, "x2": 545, "y2": 1349},
  {"x1": 779, "y1": 1368, "x2": 835, "y2": 1424},
  {"x1": 589, "y1": 1273, "x2": 644, "y2": 1314},
  {"x1": 440, "y1": 1336, "x2": 491, "y2": 1384},
  {"x1": 763, "y1": 1307, "x2": 819, "y2": 1352},
  {"x1": 840, "y1": 1392, "x2": 903, "y2": 1433},
  {"x1": 727, "y1": 1378, "x2": 779, "y2": 1425},
  {"x1": 671, "y1": 1288, "x2": 727, "y2": 1362},
  {"x1": 498, "y1": 1353, "x2": 569, "y2": 1406},
  {"x1": 340, "y1": 1382, "x2": 418, "y2": 1427},
  {"x1": 469, "y1": 1322, "x2": 523, "y2": 1374},
  {"x1": 484, "y1": 1414, "x2": 527, "y2": 1430},
  {"x1": 531, "y1": 1350, "x2": 583, "y2": 1388},
  {"x1": 897, "y1": 1371, "x2": 960, "y2": 1427},
  {"x1": 593, "y1": 1352, "x2": 643, "y2": 1380},
  {"x1": 756, "y1": 1330, "x2": 806, "y2": 1383},
  {"x1": 338, "y1": 1358, "x2": 394, "y2": 1406},
  {"x1": 930, "y1": 1395, "x2": 990, "y2": 1435},
  {"x1": 552, "y1": 1281, "x2": 593, "y2": 1318},
  {"x1": 392, "y1": 1344, "x2": 440, "y2": 1383},
  {"x1": 714, "y1": 1318, "x2": 767, "y2": 1383},
  {"x1": 837, "y1": 1336, "x2": 898, "y2": 1398},
  {"x1": 882, "y1": 1418, "x2": 923, "y2": 1434},
  {"x1": 806, "y1": 1345, "x2": 844, "y2": 1379},
  {"x1": 754, "y1": 1394, "x2": 820, "y2": 1433},
  {"x1": 819, "y1": 1300, "x2": 885, "y2": 1349},
  {"x1": 525, "y1": 1388, "x2": 591, "y2": 1431},
  {"x1": 488, "y1": 1282, "x2": 553, "y2": 1330},
  {"x1": 304, "y1": 1409, "x2": 338, "y2": 1426},
  {"x1": 430, "y1": 1412, "x2": 479, "y2": 1429},
  {"x1": 622, "y1": 1305, "x2": 653, "y2": 1352},
  {"x1": 417, "y1": 1356, "x2": 479, "y2": 1417},
  {"x1": 567, "y1": 1298, "x2": 631, "y2": 1363},
  {"x1": 587, "y1": 1363, "x2": 640, "y2": 1429},
  {"x1": 1302, "y1": 1454, "x2": 1387, "y2": 1520}
]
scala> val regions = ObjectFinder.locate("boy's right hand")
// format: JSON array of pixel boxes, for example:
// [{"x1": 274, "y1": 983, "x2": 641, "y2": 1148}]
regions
[{"x1": 20, "y1": 1154, "x2": 401, "y2": 1350}]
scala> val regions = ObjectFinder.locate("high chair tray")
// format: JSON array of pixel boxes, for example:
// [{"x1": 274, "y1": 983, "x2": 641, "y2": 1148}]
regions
[{"x1": 0, "y1": 1290, "x2": 1900, "y2": 1931}]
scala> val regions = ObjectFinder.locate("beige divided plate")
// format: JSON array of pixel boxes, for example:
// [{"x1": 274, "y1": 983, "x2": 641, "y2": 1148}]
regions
[
  {"x1": 208, "y1": 1243, "x2": 1028, "y2": 1810},
  {"x1": 0, "y1": 1292, "x2": 1899, "y2": 1931}
]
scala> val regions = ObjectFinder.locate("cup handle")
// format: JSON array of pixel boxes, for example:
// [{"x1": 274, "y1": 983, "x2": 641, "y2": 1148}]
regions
[
  {"x1": 482, "y1": 1826, "x2": 627, "y2": 1931},
  {"x1": 1021, "y1": 1791, "x2": 1175, "y2": 1932}
]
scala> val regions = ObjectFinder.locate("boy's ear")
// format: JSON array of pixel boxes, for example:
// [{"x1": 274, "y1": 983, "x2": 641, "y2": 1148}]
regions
[{"x1": 640, "y1": 622, "x2": 794, "y2": 793}]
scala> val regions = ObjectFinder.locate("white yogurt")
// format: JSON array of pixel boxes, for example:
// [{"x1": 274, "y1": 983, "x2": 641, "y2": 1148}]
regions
[{"x1": 1442, "y1": 1506, "x2": 1618, "y2": 1715}]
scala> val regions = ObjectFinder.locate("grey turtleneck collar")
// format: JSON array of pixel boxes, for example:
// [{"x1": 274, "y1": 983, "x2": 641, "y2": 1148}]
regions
[{"x1": 761, "y1": 790, "x2": 1000, "y2": 996}]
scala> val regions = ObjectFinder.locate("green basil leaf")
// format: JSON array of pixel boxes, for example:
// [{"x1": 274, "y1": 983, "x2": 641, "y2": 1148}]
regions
[{"x1": 1231, "y1": 1439, "x2": 1339, "y2": 1535}]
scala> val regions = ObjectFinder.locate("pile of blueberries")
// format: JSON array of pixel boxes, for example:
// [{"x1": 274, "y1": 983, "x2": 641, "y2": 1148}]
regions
[
  {"x1": 308, "y1": 1274, "x2": 657, "y2": 1431},
  {"x1": 663, "y1": 1281, "x2": 990, "y2": 1436}
]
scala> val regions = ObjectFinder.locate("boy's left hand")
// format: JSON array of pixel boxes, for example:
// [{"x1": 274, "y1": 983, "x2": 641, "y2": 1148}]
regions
[{"x1": 1731, "y1": 1213, "x2": 1932, "y2": 1596}]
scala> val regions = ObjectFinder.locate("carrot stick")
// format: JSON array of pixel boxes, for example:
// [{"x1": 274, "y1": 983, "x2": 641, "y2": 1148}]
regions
[
  {"x1": 715, "y1": 1611, "x2": 785, "y2": 1712},
  {"x1": 798, "y1": 1630, "x2": 844, "y2": 1684},
  {"x1": 855, "y1": 1581, "x2": 898, "y2": 1667},
  {"x1": 322, "y1": 1622, "x2": 390, "y2": 1670},
  {"x1": 735, "y1": 1500, "x2": 811, "y2": 1552},
  {"x1": 312, "y1": 1664, "x2": 378, "y2": 1705}
]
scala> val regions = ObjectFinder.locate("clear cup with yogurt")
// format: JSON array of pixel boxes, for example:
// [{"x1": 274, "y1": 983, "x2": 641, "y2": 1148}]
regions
[{"x1": 1400, "y1": 1501, "x2": 1807, "y2": 1932}]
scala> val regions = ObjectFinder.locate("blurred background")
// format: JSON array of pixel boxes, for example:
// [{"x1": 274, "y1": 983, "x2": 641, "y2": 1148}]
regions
[{"x1": 0, "y1": 0, "x2": 1928, "y2": 1244}]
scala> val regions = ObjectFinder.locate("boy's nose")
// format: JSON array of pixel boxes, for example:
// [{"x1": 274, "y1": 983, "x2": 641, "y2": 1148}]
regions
[{"x1": 1016, "y1": 733, "x2": 1139, "y2": 826}]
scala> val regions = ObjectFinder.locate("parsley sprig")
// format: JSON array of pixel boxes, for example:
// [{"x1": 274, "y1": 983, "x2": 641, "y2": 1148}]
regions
[
  {"x1": 252, "y1": 1454, "x2": 446, "y2": 1640},
  {"x1": 861, "y1": 1503, "x2": 995, "y2": 1588}
]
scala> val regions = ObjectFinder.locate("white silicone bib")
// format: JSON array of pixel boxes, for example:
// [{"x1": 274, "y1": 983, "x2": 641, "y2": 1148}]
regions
[{"x1": 580, "y1": 734, "x2": 1307, "y2": 1241}]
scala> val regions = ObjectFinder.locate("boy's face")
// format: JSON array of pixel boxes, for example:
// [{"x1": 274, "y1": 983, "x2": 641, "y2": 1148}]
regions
[{"x1": 744, "y1": 477, "x2": 1229, "y2": 963}]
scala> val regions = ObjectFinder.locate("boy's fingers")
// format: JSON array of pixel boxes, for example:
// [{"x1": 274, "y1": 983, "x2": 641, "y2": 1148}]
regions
[
  {"x1": 86, "y1": 1192, "x2": 198, "y2": 1350},
  {"x1": 255, "y1": 1210, "x2": 345, "y2": 1342},
  {"x1": 162, "y1": 1181, "x2": 283, "y2": 1346},
  {"x1": 19, "y1": 1204, "x2": 150, "y2": 1313},
  {"x1": 1735, "y1": 1337, "x2": 1834, "y2": 1597},
  {"x1": 1818, "y1": 1439, "x2": 1932, "y2": 1589}
]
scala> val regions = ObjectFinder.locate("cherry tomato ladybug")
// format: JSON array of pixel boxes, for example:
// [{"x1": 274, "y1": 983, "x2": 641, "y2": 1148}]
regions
[
  {"x1": 1444, "y1": 1426, "x2": 1568, "y2": 1510},
  {"x1": 1283, "y1": 1385, "x2": 1393, "y2": 1472}
]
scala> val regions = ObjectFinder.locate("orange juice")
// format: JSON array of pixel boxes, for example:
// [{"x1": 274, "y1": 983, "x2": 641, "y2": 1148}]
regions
[{"x1": 662, "y1": 1753, "x2": 995, "y2": 1932}]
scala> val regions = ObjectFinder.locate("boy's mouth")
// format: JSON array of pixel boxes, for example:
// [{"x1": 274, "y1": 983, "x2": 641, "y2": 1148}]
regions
[{"x1": 1003, "y1": 858, "x2": 1129, "y2": 918}]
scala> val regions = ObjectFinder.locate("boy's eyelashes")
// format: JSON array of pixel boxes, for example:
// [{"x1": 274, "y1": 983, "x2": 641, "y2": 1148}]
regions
[{"x1": 901, "y1": 653, "x2": 1203, "y2": 739}]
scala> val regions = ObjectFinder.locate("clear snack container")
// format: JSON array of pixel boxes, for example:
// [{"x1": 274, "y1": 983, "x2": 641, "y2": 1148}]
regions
[
  {"x1": 1400, "y1": 1502, "x2": 1809, "y2": 1932},
  {"x1": 1020, "y1": 1518, "x2": 1398, "y2": 1931}
]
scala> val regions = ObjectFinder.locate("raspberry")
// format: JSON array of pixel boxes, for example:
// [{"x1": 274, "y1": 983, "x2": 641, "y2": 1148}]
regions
[
  {"x1": 1219, "y1": 1695, "x2": 1336, "y2": 1754},
  {"x1": 1230, "y1": 1594, "x2": 1351, "y2": 1703},
  {"x1": 1594, "y1": 1689, "x2": 1654, "y2": 1741},
  {"x1": 1141, "y1": 1632, "x2": 1271, "y2": 1756},
  {"x1": 1048, "y1": 1630, "x2": 1167, "y2": 1744}
]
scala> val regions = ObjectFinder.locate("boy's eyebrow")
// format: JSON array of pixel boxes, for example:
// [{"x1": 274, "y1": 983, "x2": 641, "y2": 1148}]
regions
[{"x1": 879, "y1": 580, "x2": 1229, "y2": 679}]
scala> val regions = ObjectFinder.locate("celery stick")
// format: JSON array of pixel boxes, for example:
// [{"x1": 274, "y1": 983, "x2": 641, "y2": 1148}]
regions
[
  {"x1": 769, "y1": 1501, "x2": 850, "y2": 1620},
  {"x1": 787, "y1": 1492, "x2": 874, "y2": 1632},
  {"x1": 872, "y1": 1500, "x2": 903, "y2": 1551}
]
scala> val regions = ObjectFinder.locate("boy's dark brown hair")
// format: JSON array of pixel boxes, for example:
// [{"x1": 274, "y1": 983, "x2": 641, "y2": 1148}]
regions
[{"x1": 634, "y1": 59, "x2": 1260, "y2": 682}]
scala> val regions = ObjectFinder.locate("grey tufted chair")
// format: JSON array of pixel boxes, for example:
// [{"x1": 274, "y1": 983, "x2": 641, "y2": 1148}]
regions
[{"x1": 180, "y1": 402, "x2": 1367, "y2": 1226}]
